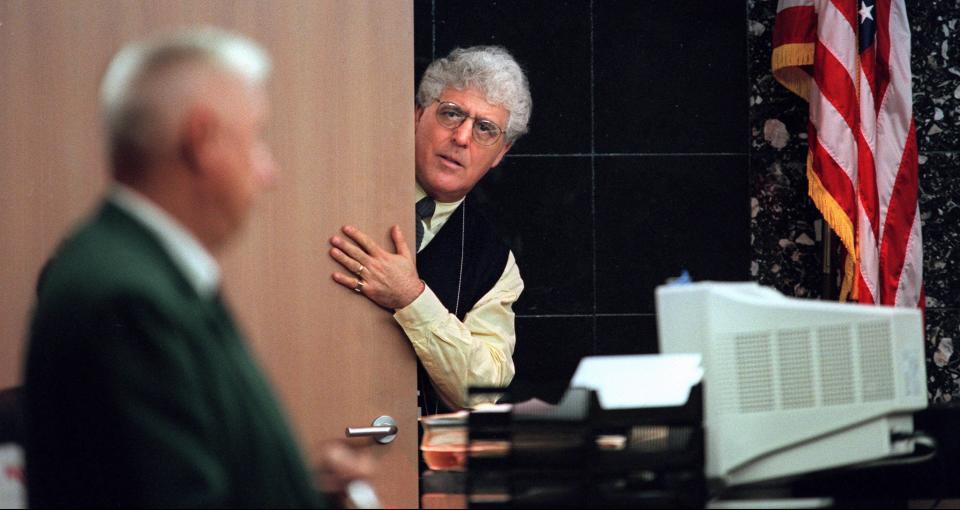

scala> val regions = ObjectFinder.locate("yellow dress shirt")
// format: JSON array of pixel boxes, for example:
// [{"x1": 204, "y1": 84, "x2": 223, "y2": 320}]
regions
[{"x1": 393, "y1": 185, "x2": 523, "y2": 410}]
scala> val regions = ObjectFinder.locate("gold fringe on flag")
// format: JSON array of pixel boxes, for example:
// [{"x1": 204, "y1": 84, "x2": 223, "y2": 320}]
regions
[
  {"x1": 805, "y1": 152, "x2": 858, "y2": 301},
  {"x1": 772, "y1": 43, "x2": 814, "y2": 100}
]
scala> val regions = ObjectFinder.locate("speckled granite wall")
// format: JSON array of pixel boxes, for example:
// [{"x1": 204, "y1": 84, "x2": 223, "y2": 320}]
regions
[{"x1": 748, "y1": 1, "x2": 960, "y2": 402}]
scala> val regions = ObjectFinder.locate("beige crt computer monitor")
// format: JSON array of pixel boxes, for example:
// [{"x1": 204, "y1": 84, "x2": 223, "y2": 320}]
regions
[{"x1": 656, "y1": 282, "x2": 927, "y2": 487}]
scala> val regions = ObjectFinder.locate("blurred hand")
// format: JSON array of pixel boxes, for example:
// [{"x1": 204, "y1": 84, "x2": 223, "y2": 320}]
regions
[{"x1": 313, "y1": 440, "x2": 378, "y2": 507}]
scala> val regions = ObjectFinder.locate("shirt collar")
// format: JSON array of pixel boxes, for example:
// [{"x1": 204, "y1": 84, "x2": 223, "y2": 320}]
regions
[
  {"x1": 415, "y1": 182, "x2": 464, "y2": 228},
  {"x1": 109, "y1": 184, "x2": 221, "y2": 298}
]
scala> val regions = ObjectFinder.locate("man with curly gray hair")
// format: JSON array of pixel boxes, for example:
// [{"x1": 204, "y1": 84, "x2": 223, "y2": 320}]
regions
[{"x1": 329, "y1": 46, "x2": 531, "y2": 413}]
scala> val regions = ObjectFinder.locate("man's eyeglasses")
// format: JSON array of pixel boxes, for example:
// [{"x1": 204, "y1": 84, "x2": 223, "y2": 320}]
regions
[{"x1": 434, "y1": 100, "x2": 505, "y2": 146}]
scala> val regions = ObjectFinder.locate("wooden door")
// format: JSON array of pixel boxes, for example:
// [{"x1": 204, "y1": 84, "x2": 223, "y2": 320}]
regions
[{"x1": 0, "y1": 1, "x2": 417, "y2": 506}]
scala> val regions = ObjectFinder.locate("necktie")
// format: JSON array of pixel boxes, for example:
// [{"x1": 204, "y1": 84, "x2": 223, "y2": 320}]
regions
[{"x1": 415, "y1": 197, "x2": 436, "y2": 251}]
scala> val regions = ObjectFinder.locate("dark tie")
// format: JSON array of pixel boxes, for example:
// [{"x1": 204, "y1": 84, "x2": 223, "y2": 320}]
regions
[{"x1": 415, "y1": 197, "x2": 436, "y2": 251}]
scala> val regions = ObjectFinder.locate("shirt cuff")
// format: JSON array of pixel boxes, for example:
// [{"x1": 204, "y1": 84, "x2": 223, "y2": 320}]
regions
[{"x1": 393, "y1": 284, "x2": 448, "y2": 330}]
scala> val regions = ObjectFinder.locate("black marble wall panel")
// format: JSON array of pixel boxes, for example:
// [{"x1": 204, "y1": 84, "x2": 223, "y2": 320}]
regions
[
  {"x1": 596, "y1": 155, "x2": 750, "y2": 314},
  {"x1": 909, "y1": 1, "x2": 960, "y2": 154},
  {"x1": 595, "y1": 315, "x2": 659, "y2": 356},
  {"x1": 509, "y1": 316, "x2": 595, "y2": 404},
  {"x1": 414, "y1": 0, "x2": 433, "y2": 84},
  {"x1": 746, "y1": 0, "x2": 824, "y2": 300},
  {"x1": 911, "y1": 0, "x2": 960, "y2": 404},
  {"x1": 921, "y1": 152, "x2": 960, "y2": 310},
  {"x1": 926, "y1": 309, "x2": 960, "y2": 403},
  {"x1": 472, "y1": 156, "x2": 594, "y2": 315},
  {"x1": 594, "y1": 1, "x2": 749, "y2": 154}
]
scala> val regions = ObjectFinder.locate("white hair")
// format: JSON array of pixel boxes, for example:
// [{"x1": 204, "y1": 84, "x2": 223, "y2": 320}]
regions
[
  {"x1": 417, "y1": 46, "x2": 532, "y2": 144},
  {"x1": 99, "y1": 27, "x2": 271, "y2": 172}
]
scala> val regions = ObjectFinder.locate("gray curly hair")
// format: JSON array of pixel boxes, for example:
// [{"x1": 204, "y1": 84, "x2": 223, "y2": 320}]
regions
[{"x1": 416, "y1": 46, "x2": 532, "y2": 144}]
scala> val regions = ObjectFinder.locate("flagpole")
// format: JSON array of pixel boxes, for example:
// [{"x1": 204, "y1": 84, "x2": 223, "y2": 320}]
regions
[{"x1": 822, "y1": 221, "x2": 833, "y2": 300}]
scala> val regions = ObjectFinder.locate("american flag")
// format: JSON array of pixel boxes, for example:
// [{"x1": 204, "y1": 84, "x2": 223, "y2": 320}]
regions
[{"x1": 772, "y1": 0, "x2": 923, "y2": 308}]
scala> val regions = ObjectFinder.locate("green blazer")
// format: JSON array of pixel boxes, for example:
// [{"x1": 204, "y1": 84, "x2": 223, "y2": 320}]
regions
[{"x1": 24, "y1": 201, "x2": 326, "y2": 508}]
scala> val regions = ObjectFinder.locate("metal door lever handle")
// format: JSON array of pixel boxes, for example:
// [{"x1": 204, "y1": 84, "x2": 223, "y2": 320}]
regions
[
  {"x1": 345, "y1": 415, "x2": 398, "y2": 444},
  {"x1": 346, "y1": 425, "x2": 397, "y2": 437}
]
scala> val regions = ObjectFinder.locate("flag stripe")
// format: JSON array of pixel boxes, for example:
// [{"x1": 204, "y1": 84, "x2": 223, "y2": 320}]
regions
[
  {"x1": 857, "y1": 129, "x2": 879, "y2": 238},
  {"x1": 874, "y1": 0, "x2": 893, "y2": 110},
  {"x1": 808, "y1": 79, "x2": 858, "y2": 186},
  {"x1": 773, "y1": 6, "x2": 817, "y2": 47},
  {"x1": 884, "y1": 0, "x2": 924, "y2": 308},
  {"x1": 856, "y1": 261, "x2": 877, "y2": 304},
  {"x1": 812, "y1": 43, "x2": 859, "y2": 140},
  {"x1": 778, "y1": 0, "x2": 815, "y2": 12},
  {"x1": 894, "y1": 211, "x2": 923, "y2": 306},
  {"x1": 815, "y1": 4, "x2": 859, "y2": 94},
  {"x1": 858, "y1": 200, "x2": 880, "y2": 302},
  {"x1": 810, "y1": 127, "x2": 858, "y2": 224},
  {"x1": 895, "y1": 210, "x2": 923, "y2": 307},
  {"x1": 880, "y1": 120, "x2": 919, "y2": 304},
  {"x1": 875, "y1": 1, "x2": 913, "y2": 247},
  {"x1": 827, "y1": 0, "x2": 859, "y2": 32}
]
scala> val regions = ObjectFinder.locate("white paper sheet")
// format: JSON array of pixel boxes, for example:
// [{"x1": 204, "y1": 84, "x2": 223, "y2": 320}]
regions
[{"x1": 569, "y1": 354, "x2": 703, "y2": 409}]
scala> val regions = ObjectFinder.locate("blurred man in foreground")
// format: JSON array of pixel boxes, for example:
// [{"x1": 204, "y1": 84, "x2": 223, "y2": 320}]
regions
[{"x1": 24, "y1": 28, "x2": 367, "y2": 507}]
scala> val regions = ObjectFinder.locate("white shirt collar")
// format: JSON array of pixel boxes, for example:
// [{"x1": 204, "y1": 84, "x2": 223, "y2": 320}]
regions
[
  {"x1": 109, "y1": 184, "x2": 221, "y2": 298},
  {"x1": 415, "y1": 182, "x2": 464, "y2": 230}
]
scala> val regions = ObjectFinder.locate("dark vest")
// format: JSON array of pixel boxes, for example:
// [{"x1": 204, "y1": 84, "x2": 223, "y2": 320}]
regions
[{"x1": 416, "y1": 195, "x2": 509, "y2": 414}]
